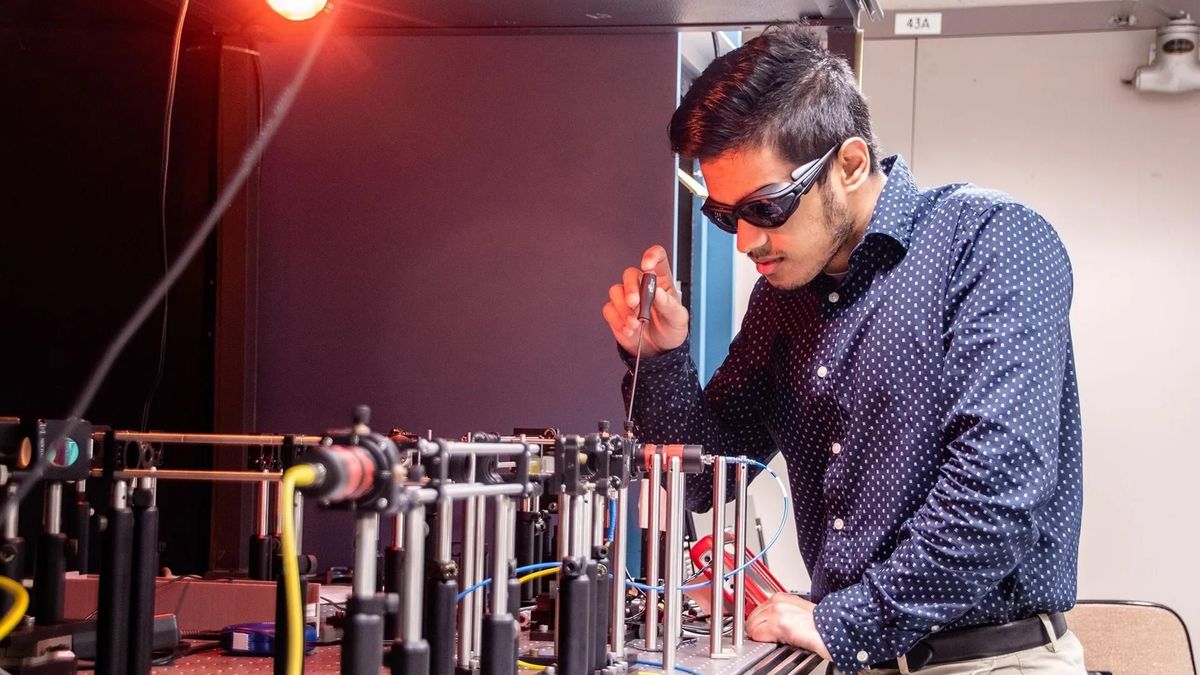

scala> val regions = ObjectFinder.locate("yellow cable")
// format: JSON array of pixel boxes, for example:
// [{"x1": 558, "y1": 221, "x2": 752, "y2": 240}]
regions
[
  {"x1": 280, "y1": 464, "x2": 318, "y2": 675},
  {"x1": 514, "y1": 568, "x2": 558, "y2": 671},
  {"x1": 0, "y1": 575, "x2": 29, "y2": 640},
  {"x1": 517, "y1": 567, "x2": 559, "y2": 585}
]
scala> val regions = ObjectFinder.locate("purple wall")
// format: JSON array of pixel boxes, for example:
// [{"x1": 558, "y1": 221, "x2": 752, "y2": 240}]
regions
[{"x1": 257, "y1": 33, "x2": 677, "y2": 566}]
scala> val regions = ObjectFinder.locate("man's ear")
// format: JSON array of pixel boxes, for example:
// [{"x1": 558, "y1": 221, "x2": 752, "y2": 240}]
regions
[{"x1": 835, "y1": 137, "x2": 873, "y2": 193}]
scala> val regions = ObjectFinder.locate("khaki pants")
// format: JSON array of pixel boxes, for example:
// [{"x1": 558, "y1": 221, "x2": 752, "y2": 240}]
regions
[{"x1": 831, "y1": 630, "x2": 1087, "y2": 675}]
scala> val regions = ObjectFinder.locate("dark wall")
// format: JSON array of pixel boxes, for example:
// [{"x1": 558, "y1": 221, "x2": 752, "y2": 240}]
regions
[
  {"x1": 256, "y1": 33, "x2": 678, "y2": 567},
  {"x1": 0, "y1": 21, "x2": 218, "y2": 574}
]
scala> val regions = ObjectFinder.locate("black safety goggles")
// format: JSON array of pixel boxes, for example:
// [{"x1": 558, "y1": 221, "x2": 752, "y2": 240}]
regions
[{"x1": 700, "y1": 143, "x2": 840, "y2": 234}]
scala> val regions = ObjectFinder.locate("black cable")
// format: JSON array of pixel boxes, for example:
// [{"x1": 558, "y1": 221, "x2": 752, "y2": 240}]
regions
[
  {"x1": 140, "y1": 0, "x2": 190, "y2": 432},
  {"x1": 0, "y1": 1, "x2": 339, "y2": 526}
]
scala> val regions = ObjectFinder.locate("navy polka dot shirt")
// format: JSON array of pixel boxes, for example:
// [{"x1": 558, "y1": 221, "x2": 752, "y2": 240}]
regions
[{"x1": 622, "y1": 156, "x2": 1082, "y2": 672}]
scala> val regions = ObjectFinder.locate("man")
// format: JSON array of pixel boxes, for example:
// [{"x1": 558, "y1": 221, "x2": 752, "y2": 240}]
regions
[{"x1": 601, "y1": 24, "x2": 1084, "y2": 675}]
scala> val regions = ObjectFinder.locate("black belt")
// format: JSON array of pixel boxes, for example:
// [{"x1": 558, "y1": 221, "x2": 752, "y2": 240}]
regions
[{"x1": 873, "y1": 612, "x2": 1068, "y2": 672}]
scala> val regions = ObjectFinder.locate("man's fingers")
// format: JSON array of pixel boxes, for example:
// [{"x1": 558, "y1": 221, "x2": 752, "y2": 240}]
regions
[
  {"x1": 602, "y1": 302, "x2": 633, "y2": 338},
  {"x1": 640, "y1": 245, "x2": 675, "y2": 289},
  {"x1": 607, "y1": 285, "x2": 637, "y2": 332},
  {"x1": 621, "y1": 267, "x2": 642, "y2": 311}
]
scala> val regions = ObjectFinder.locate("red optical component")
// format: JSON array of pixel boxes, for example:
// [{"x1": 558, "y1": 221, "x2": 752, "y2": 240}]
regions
[
  {"x1": 321, "y1": 444, "x2": 376, "y2": 502},
  {"x1": 640, "y1": 443, "x2": 704, "y2": 474}
]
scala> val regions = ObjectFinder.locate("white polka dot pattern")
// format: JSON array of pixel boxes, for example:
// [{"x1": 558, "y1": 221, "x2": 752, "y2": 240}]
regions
[{"x1": 621, "y1": 156, "x2": 1082, "y2": 673}]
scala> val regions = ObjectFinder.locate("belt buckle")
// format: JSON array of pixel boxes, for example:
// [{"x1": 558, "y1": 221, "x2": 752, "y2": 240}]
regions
[{"x1": 903, "y1": 642, "x2": 934, "y2": 671}]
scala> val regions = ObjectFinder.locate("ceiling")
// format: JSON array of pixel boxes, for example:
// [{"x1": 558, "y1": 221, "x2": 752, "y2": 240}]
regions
[{"x1": 180, "y1": 0, "x2": 871, "y2": 34}]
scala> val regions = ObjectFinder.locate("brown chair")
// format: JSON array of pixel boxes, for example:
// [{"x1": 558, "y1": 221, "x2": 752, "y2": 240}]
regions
[{"x1": 1066, "y1": 600, "x2": 1196, "y2": 675}]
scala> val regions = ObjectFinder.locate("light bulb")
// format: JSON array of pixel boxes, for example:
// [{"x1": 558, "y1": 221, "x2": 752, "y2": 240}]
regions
[{"x1": 266, "y1": 0, "x2": 328, "y2": 21}]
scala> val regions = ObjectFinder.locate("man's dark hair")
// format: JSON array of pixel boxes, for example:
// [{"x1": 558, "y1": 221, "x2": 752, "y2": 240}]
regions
[{"x1": 669, "y1": 23, "x2": 881, "y2": 175}]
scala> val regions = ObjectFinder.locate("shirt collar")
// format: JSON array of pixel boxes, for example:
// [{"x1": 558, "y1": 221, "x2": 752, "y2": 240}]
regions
[{"x1": 864, "y1": 155, "x2": 921, "y2": 250}]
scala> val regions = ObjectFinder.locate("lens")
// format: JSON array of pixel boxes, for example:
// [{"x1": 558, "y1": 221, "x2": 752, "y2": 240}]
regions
[
  {"x1": 740, "y1": 194, "x2": 799, "y2": 229},
  {"x1": 701, "y1": 207, "x2": 738, "y2": 234}
]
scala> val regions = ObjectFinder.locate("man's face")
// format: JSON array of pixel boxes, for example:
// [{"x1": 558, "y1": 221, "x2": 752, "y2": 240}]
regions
[{"x1": 700, "y1": 145, "x2": 854, "y2": 290}]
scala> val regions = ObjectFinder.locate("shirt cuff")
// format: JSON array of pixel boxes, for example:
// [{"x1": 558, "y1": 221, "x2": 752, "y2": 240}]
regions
[
  {"x1": 813, "y1": 583, "x2": 917, "y2": 673},
  {"x1": 617, "y1": 338, "x2": 691, "y2": 375}
]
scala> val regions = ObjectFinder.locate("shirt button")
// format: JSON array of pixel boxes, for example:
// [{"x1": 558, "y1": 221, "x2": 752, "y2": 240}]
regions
[
  {"x1": 833, "y1": 518, "x2": 845, "y2": 530},
  {"x1": 817, "y1": 366, "x2": 829, "y2": 378},
  {"x1": 831, "y1": 442, "x2": 842, "y2": 455},
  {"x1": 931, "y1": 625, "x2": 941, "y2": 632},
  {"x1": 828, "y1": 292, "x2": 840, "y2": 303},
  {"x1": 857, "y1": 650, "x2": 870, "y2": 663}
]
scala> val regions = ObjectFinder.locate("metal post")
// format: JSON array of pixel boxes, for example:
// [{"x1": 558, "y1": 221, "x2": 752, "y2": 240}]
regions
[
  {"x1": 609, "y1": 483, "x2": 629, "y2": 659},
  {"x1": 710, "y1": 459, "x2": 727, "y2": 657},
  {"x1": 572, "y1": 494, "x2": 588, "y2": 559},
  {"x1": 391, "y1": 502, "x2": 429, "y2": 675},
  {"x1": 481, "y1": 495, "x2": 516, "y2": 675},
  {"x1": 344, "y1": 512, "x2": 384, "y2": 675},
  {"x1": 34, "y1": 481, "x2": 66, "y2": 625},
  {"x1": 458, "y1": 482, "x2": 479, "y2": 670},
  {"x1": 732, "y1": 457, "x2": 748, "y2": 650},
  {"x1": 644, "y1": 452, "x2": 662, "y2": 651},
  {"x1": 250, "y1": 475, "x2": 271, "y2": 580},
  {"x1": 470, "y1": 493, "x2": 487, "y2": 664},
  {"x1": 353, "y1": 513, "x2": 379, "y2": 599},
  {"x1": 663, "y1": 456, "x2": 684, "y2": 673},
  {"x1": 402, "y1": 505, "x2": 426, "y2": 643}
]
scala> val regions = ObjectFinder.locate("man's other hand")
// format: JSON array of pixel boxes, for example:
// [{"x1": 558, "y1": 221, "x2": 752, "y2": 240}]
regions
[{"x1": 746, "y1": 593, "x2": 832, "y2": 662}]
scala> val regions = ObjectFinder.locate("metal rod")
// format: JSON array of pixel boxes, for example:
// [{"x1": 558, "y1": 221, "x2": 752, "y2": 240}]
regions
[
  {"x1": 555, "y1": 492, "x2": 570, "y2": 637},
  {"x1": 644, "y1": 451, "x2": 662, "y2": 651},
  {"x1": 593, "y1": 491, "x2": 606, "y2": 547},
  {"x1": 392, "y1": 513, "x2": 403, "y2": 548},
  {"x1": 663, "y1": 455, "x2": 684, "y2": 673},
  {"x1": 732, "y1": 457, "x2": 748, "y2": 649},
  {"x1": 294, "y1": 493, "x2": 305, "y2": 556},
  {"x1": 45, "y1": 481, "x2": 63, "y2": 535},
  {"x1": 458, "y1": 470, "x2": 479, "y2": 669},
  {"x1": 710, "y1": 459, "x2": 727, "y2": 657},
  {"x1": 557, "y1": 493, "x2": 571, "y2": 560},
  {"x1": 101, "y1": 431, "x2": 324, "y2": 446},
  {"x1": 490, "y1": 496, "x2": 511, "y2": 615},
  {"x1": 471, "y1": 493, "x2": 486, "y2": 661},
  {"x1": 94, "y1": 469, "x2": 283, "y2": 483},
  {"x1": 424, "y1": 440, "x2": 533, "y2": 457},
  {"x1": 610, "y1": 483, "x2": 629, "y2": 658},
  {"x1": 436, "y1": 497, "x2": 453, "y2": 561},
  {"x1": 3, "y1": 484, "x2": 16, "y2": 539},
  {"x1": 496, "y1": 437, "x2": 555, "y2": 446},
  {"x1": 402, "y1": 503, "x2": 426, "y2": 643},
  {"x1": 353, "y1": 512, "x2": 379, "y2": 598},
  {"x1": 436, "y1": 483, "x2": 526, "y2": 500},
  {"x1": 571, "y1": 494, "x2": 588, "y2": 558},
  {"x1": 255, "y1": 475, "x2": 269, "y2": 537}
]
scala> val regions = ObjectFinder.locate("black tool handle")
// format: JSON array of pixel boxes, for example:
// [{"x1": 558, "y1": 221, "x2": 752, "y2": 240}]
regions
[
  {"x1": 638, "y1": 272, "x2": 657, "y2": 322},
  {"x1": 128, "y1": 488, "x2": 159, "y2": 675},
  {"x1": 97, "y1": 507, "x2": 133, "y2": 675},
  {"x1": 342, "y1": 595, "x2": 385, "y2": 675}
]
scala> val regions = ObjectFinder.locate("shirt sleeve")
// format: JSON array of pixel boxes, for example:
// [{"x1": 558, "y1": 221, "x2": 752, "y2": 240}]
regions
[
  {"x1": 813, "y1": 203, "x2": 1075, "y2": 672},
  {"x1": 621, "y1": 278, "x2": 781, "y2": 512}
]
